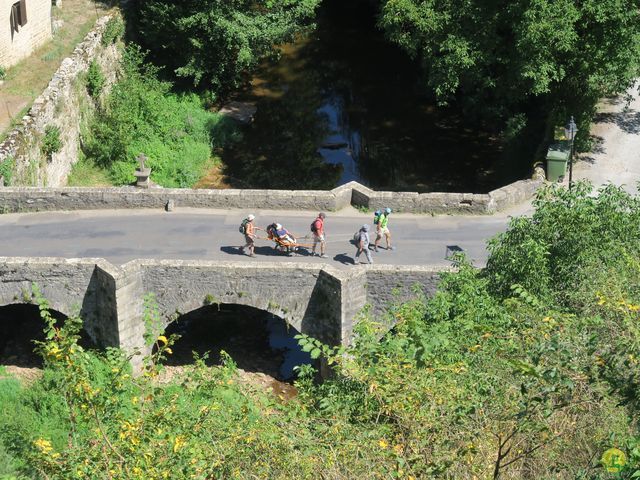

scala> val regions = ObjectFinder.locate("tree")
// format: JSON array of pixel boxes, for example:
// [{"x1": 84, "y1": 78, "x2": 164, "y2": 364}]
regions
[
  {"x1": 137, "y1": 0, "x2": 321, "y2": 97},
  {"x1": 377, "y1": 0, "x2": 640, "y2": 136}
]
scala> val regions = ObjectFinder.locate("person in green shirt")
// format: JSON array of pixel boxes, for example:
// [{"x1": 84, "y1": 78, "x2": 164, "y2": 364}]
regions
[{"x1": 374, "y1": 207, "x2": 395, "y2": 252}]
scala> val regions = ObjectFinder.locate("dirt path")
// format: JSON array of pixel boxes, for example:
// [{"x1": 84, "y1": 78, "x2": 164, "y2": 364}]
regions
[
  {"x1": 574, "y1": 82, "x2": 640, "y2": 194},
  {"x1": 0, "y1": 0, "x2": 112, "y2": 135}
]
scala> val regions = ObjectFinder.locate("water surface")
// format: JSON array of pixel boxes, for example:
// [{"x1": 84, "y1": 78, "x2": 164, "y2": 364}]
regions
[{"x1": 222, "y1": 0, "x2": 531, "y2": 193}]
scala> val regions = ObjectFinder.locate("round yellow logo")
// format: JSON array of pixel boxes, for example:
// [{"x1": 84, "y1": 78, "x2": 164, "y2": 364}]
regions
[{"x1": 601, "y1": 448, "x2": 627, "y2": 473}]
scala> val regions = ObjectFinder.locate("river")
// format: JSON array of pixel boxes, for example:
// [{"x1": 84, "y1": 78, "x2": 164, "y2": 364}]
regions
[{"x1": 219, "y1": 0, "x2": 535, "y2": 193}]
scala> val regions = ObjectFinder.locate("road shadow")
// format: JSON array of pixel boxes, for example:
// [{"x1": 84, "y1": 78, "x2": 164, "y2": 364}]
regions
[
  {"x1": 254, "y1": 246, "x2": 292, "y2": 257},
  {"x1": 334, "y1": 253, "x2": 355, "y2": 265},
  {"x1": 220, "y1": 246, "x2": 245, "y2": 256}
]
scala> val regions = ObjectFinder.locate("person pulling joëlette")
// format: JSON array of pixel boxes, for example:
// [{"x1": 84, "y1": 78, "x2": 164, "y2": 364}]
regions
[{"x1": 239, "y1": 214, "x2": 257, "y2": 257}]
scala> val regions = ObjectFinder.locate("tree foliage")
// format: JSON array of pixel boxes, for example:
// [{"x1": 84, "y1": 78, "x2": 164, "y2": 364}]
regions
[
  {"x1": 377, "y1": 0, "x2": 640, "y2": 135},
  {"x1": 485, "y1": 181, "x2": 640, "y2": 307},
  {"x1": 136, "y1": 0, "x2": 321, "y2": 97}
]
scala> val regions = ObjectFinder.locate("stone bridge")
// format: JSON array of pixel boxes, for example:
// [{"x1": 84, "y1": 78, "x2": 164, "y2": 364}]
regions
[{"x1": 0, "y1": 257, "x2": 445, "y2": 366}]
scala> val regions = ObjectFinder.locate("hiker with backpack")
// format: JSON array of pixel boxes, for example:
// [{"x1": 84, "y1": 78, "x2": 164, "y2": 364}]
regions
[
  {"x1": 311, "y1": 212, "x2": 327, "y2": 258},
  {"x1": 354, "y1": 224, "x2": 373, "y2": 265},
  {"x1": 374, "y1": 207, "x2": 395, "y2": 252},
  {"x1": 239, "y1": 214, "x2": 257, "y2": 257}
]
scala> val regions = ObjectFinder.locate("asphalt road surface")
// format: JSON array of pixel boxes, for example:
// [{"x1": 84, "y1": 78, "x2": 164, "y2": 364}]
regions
[{"x1": 0, "y1": 207, "x2": 520, "y2": 268}]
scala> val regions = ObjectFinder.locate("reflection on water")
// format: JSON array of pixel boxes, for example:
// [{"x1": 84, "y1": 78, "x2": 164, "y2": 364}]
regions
[
  {"x1": 222, "y1": 0, "x2": 533, "y2": 193},
  {"x1": 267, "y1": 316, "x2": 312, "y2": 380},
  {"x1": 161, "y1": 305, "x2": 312, "y2": 382}
]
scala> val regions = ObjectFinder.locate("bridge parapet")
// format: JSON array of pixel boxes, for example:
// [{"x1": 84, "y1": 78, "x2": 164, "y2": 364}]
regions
[
  {"x1": 0, "y1": 180, "x2": 542, "y2": 215},
  {"x1": 0, "y1": 257, "x2": 448, "y2": 368}
]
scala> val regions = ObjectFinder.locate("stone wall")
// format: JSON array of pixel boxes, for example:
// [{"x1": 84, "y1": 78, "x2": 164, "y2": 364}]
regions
[
  {"x1": 0, "y1": 257, "x2": 446, "y2": 366},
  {"x1": 0, "y1": 179, "x2": 543, "y2": 215},
  {"x1": 366, "y1": 266, "x2": 446, "y2": 321},
  {"x1": 0, "y1": 0, "x2": 52, "y2": 68},
  {"x1": 351, "y1": 180, "x2": 543, "y2": 214},
  {"x1": 0, "y1": 15, "x2": 121, "y2": 187}
]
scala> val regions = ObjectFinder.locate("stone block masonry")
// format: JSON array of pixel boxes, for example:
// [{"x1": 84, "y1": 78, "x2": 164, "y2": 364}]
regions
[
  {"x1": 0, "y1": 256, "x2": 448, "y2": 368},
  {"x1": 0, "y1": 179, "x2": 543, "y2": 215},
  {"x1": 0, "y1": 15, "x2": 122, "y2": 187}
]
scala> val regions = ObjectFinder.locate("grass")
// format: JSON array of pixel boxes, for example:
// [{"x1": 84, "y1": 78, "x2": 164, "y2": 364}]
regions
[{"x1": 66, "y1": 155, "x2": 112, "y2": 186}]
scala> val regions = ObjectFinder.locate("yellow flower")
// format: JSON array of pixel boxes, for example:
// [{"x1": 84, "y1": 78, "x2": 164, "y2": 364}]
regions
[
  {"x1": 378, "y1": 439, "x2": 388, "y2": 449},
  {"x1": 157, "y1": 335, "x2": 168, "y2": 346},
  {"x1": 164, "y1": 347, "x2": 173, "y2": 355},
  {"x1": 34, "y1": 438, "x2": 53, "y2": 454},
  {"x1": 393, "y1": 444, "x2": 404, "y2": 455},
  {"x1": 602, "y1": 447, "x2": 627, "y2": 473},
  {"x1": 173, "y1": 435, "x2": 187, "y2": 453}
]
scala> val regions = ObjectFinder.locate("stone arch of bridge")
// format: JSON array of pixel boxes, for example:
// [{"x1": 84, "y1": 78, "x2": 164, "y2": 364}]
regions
[
  {"x1": 0, "y1": 289, "x2": 77, "y2": 321},
  {"x1": 154, "y1": 302, "x2": 312, "y2": 380},
  {"x1": 156, "y1": 292, "x2": 309, "y2": 337},
  {"x1": 0, "y1": 302, "x2": 69, "y2": 367}
]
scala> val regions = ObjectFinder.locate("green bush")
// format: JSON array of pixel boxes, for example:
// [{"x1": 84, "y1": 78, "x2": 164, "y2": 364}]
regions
[
  {"x1": 0, "y1": 66, "x2": 6, "y2": 81},
  {"x1": 83, "y1": 47, "x2": 237, "y2": 187},
  {"x1": 41, "y1": 126, "x2": 62, "y2": 158},
  {"x1": 85, "y1": 60, "x2": 105, "y2": 98},
  {"x1": 485, "y1": 181, "x2": 640, "y2": 308},
  {"x1": 101, "y1": 16, "x2": 124, "y2": 47}
]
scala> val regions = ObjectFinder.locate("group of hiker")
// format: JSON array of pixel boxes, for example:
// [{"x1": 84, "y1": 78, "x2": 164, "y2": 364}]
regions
[{"x1": 238, "y1": 208, "x2": 394, "y2": 264}]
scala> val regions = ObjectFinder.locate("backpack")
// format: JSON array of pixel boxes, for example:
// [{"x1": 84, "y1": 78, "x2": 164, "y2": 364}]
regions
[
  {"x1": 373, "y1": 210, "x2": 381, "y2": 225},
  {"x1": 239, "y1": 218, "x2": 249, "y2": 234},
  {"x1": 310, "y1": 219, "x2": 321, "y2": 233}
]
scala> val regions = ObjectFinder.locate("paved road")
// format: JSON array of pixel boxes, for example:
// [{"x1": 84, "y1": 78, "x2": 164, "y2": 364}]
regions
[{"x1": 0, "y1": 207, "x2": 519, "y2": 268}]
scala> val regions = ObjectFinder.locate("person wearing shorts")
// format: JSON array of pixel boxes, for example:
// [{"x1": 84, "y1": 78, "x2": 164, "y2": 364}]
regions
[
  {"x1": 374, "y1": 207, "x2": 394, "y2": 251},
  {"x1": 311, "y1": 212, "x2": 327, "y2": 258}
]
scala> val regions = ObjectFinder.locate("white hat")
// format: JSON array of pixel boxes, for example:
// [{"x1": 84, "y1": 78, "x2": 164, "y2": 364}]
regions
[
  {"x1": 247, "y1": 214, "x2": 255, "y2": 221},
  {"x1": 276, "y1": 223, "x2": 282, "y2": 229}
]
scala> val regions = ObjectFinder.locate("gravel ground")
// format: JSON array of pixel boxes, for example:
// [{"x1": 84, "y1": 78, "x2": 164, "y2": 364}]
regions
[{"x1": 573, "y1": 82, "x2": 640, "y2": 194}]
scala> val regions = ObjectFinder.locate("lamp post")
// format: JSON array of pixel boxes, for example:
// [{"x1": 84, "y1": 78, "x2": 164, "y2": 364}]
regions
[{"x1": 565, "y1": 116, "x2": 578, "y2": 190}]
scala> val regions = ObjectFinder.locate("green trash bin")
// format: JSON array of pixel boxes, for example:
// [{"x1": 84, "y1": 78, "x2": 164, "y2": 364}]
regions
[{"x1": 546, "y1": 141, "x2": 570, "y2": 182}]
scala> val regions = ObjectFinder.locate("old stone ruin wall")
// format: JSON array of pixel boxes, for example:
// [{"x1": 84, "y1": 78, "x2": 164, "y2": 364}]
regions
[{"x1": 0, "y1": 14, "x2": 122, "y2": 188}]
